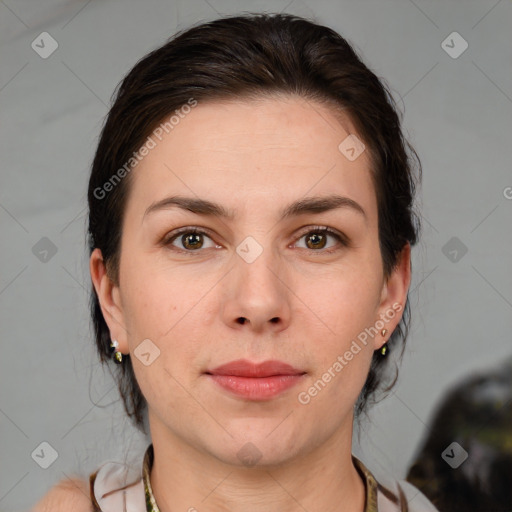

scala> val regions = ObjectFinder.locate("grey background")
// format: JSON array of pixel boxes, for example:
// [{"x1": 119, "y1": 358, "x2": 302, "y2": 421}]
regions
[{"x1": 1, "y1": 0, "x2": 511, "y2": 510}]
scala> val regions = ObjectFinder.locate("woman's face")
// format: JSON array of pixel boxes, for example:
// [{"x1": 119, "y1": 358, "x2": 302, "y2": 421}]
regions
[{"x1": 91, "y1": 95, "x2": 410, "y2": 466}]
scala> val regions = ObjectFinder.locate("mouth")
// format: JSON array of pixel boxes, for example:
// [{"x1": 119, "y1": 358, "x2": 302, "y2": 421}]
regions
[{"x1": 205, "y1": 359, "x2": 306, "y2": 400}]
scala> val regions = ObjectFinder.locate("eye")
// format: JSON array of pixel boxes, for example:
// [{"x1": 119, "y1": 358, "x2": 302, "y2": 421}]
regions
[
  {"x1": 163, "y1": 227, "x2": 220, "y2": 252},
  {"x1": 162, "y1": 226, "x2": 349, "y2": 254},
  {"x1": 294, "y1": 226, "x2": 349, "y2": 253}
]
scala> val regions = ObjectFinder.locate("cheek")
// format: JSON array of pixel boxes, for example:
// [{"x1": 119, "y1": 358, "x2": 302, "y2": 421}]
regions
[
  {"x1": 300, "y1": 261, "x2": 382, "y2": 335},
  {"x1": 120, "y1": 253, "x2": 204, "y2": 339},
  {"x1": 298, "y1": 284, "x2": 377, "y2": 411},
  {"x1": 120, "y1": 265, "x2": 206, "y2": 418},
  {"x1": 294, "y1": 259, "x2": 382, "y2": 389},
  {"x1": 119, "y1": 259, "x2": 216, "y2": 396}
]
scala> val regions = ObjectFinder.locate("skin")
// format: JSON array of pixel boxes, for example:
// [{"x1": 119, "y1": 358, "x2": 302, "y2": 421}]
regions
[
  {"x1": 90, "y1": 95, "x2": 411, "y2": 512},
  {"x1": 32, "y1": 478, "x2": 91, "y2": 511}
]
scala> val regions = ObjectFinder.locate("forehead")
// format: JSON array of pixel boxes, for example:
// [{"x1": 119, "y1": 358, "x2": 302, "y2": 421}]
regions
[
  {"x1": 155, "y1": 94, "x2": 361, "y2": 158},
  {"x1": 125, "y1": 95, "x2": 376, "y2": 221}
]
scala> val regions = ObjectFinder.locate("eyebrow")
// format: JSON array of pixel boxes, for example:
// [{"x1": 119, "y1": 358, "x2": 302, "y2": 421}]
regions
[{"x1": 143, "y1": 194, "x2": 367, "y2": 223}]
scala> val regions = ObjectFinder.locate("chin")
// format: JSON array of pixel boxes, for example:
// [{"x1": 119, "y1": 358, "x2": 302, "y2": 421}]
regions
[{"x1": 202, "y1": 424, "x2": 307, "y2": 468}]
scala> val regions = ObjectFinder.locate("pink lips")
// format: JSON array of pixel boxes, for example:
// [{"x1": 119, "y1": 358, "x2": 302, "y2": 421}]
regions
[{"x1": 206, "y1": 359, "x2": 306, "y2": 400}]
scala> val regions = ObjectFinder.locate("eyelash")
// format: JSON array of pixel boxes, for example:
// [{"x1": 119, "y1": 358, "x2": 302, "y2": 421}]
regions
[{"x1": 161, "y1": 225, "x2": 349, "y2": 255}]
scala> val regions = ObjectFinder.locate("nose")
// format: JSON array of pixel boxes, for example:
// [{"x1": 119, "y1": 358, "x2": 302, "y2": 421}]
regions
[{"x1": 221, "y1": 246, "x2": 291, "y2": 334}]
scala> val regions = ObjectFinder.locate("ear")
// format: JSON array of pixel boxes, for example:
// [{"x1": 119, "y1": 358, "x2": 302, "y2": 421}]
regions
[
  {"x1": 374, "y1": 242, "x2": 411, "y2": 351},
  {"x1": 89, "y1": 248, "x2": 129, "y2": 354}
]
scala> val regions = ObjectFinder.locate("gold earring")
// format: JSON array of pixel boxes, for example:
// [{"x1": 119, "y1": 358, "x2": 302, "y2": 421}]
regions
[
  {"x1": 109, "y1": 339, "x2": 123, "y2": 364},
  {"x1": 380, "y1": 329, "x2": 388, "y2": 356}
]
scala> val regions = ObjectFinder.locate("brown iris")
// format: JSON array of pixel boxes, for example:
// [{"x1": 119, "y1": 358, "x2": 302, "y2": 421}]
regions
[
  {"x1": 305, "y1": 232, "x2": 327, "y2": 250},
  {"x1": 182, "y1": 233, "x2": 203, "y2": 250}
]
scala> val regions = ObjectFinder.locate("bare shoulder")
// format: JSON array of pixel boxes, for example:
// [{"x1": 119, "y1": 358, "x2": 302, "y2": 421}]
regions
[{"x1": 31, "y1": 477, "x2": 93, "y2": 512}]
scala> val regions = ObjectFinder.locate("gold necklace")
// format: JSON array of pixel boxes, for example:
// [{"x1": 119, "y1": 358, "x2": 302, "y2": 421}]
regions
[{"x1": 142, "y1": 444, "x2": 161, "y2": 512}]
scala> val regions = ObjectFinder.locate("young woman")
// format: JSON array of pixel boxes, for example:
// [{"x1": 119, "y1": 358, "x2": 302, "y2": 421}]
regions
[{"x1": 34, "y1": 12, "x2": 438, "y2": 512}]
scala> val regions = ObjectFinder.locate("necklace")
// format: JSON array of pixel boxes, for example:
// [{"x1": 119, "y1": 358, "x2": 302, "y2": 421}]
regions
[{"x1": 142, "y1": 444, "x2": 160, "y2": 512}]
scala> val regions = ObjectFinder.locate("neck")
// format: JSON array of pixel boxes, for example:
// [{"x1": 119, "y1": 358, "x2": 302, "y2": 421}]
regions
[{"x1": 148, "y1": 413, "x2": 366, "y2": 512}]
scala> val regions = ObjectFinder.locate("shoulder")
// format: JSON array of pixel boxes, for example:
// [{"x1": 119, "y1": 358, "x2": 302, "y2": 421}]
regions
[
  {"x1": 352, "y1": 454, "x2": 440, "y2": 512},
  {"x1": 31, "y1": 477, "x2": 93, "y2": 512},
  {"x1": 374, "y1": 480, "x2": 440, "y2": 512},
  {"x1": 394, "y1": 480, "x2": 440, "y2": 512}
]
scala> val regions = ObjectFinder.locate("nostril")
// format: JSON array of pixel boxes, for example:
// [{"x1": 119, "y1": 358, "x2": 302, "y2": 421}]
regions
[{"x1": 236, "y1": 317, "x2": 280, "y2": 324}]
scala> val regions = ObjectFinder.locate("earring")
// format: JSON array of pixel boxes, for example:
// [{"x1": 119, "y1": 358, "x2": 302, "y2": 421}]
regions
[
  {"x1": 109, "y1": 339, "x2": 123, "y2": 364},
  {"x1": 380, "y1": 329, "x2": 388, "y2": 356}
]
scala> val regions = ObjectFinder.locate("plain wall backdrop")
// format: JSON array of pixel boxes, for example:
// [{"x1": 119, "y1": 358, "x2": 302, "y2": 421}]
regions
[{"x1": 1, "y1": 0, "x2": 511, "y2": 510}]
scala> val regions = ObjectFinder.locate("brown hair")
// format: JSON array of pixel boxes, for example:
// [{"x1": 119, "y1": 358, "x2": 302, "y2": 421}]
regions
[{"x1": 87, "y1": 12, "x2": 421, "y2": 433}]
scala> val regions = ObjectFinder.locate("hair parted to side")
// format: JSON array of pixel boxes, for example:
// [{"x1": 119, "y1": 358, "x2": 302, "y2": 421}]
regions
[{"x1": 87, "y1": 12, "x2": 422, "y2": 433}]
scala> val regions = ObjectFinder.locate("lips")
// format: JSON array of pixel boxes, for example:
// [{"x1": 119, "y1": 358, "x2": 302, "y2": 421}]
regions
[
  {"x1": 207, "y1": 359, "x2": 304, "y2": 377},
  {"x1": 205, "y1": 359, "x2": 306, "y2": 400}
]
